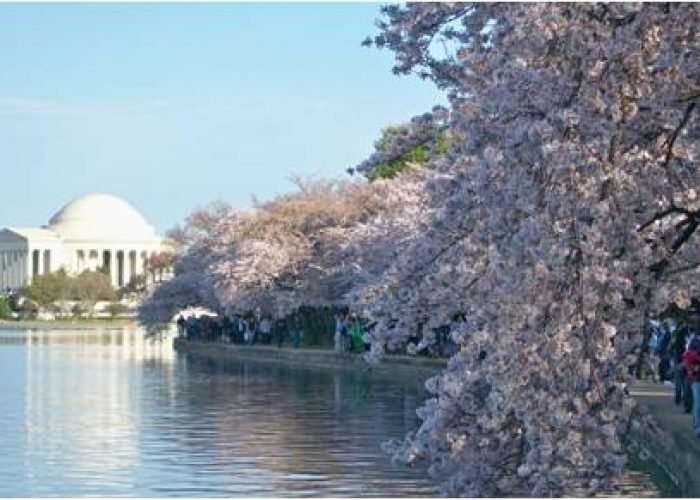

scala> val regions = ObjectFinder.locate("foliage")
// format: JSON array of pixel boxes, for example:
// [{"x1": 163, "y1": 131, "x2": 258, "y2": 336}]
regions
[
  {"x1": 166, "y1": 201, "x2": 234, "y2": 251},
  {"x1": 209, "y1": 175, "x2": 429, "y2": 317},
  {"x1": 145, "y1": 251, "x2": 174, "y2": 283},
  {"x1": 356, "y1": 3, "x2": 700, "y2": 496},
  {"x1": 69, "y1": 271, "x2": 116, "y2": 315},
  {"x1": 0, "y1": 297, "x2": 11, "y2": 319},
  {"x1": 122, "y1": 274, "x2": 147, "y2": 296},
  {"x1": 23, "y1": 270, "x2": 71, "y2": 306},
  {"x1": 22, "y1": 269, "x2": 116, "y2": 316},
  {"x1": 138, "y1": 203, "x2": 228, "y2": 331},
  {"x1": 360, "y1": 122, "x2": 450, "y2": 181}
]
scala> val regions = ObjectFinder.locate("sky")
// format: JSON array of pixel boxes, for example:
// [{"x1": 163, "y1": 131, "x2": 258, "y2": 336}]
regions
[{"x1": 0, "y1": 3, "x2": 444, "y2": 234}]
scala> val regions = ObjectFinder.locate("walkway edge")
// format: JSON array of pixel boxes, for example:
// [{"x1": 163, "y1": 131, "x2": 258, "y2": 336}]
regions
[{"x1": 173, "y1": 338, "x2": 446, "y2": 381}]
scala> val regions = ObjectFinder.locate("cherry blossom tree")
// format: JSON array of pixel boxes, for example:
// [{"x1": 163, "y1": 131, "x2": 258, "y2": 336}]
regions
[
  {"x1": 355, "y1": 3, "x2": 700, "y2": 496},
  {"x1": 210, "y1": 175, "x2": 430, "y2": 318},
  {"x1": 138, "y1": 176, "x2": 429, "y2": 330},
  {"x1": 137, "y1": 203, "x2": 234, "y2": 331}
]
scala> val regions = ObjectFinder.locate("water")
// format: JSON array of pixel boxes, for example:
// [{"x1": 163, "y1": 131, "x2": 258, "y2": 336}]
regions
[{"x1": 0, "y1": 327, "x2": 439, "y2": 497}]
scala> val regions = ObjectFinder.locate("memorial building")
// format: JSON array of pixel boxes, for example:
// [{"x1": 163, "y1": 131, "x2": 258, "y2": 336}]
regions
[{"x1": 0, "y1": 193, "x2": 166, "y2": 291}]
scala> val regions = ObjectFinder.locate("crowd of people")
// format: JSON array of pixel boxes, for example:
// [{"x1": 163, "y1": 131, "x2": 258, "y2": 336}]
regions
[
  {"x1": 176, "y1": 313, "x2": 305, "y2": 348},
  {"x1": 333, "y1": 309, "x2": 370, "y2": 355},
  {"x1": 177, "y1": 310, "x2": 700, "y2": 438},
  {"x1": 647, "y1": 317, "x2": 700, "y2": 438},
  {"x1": 175, "y1": 307, "x2": 458, "y2": 358}
]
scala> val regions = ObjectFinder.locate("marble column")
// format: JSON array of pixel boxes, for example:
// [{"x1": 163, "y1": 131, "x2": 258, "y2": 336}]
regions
[
  {"x1": 128, "y1": 251, "x2": 136, "y2": 285},
  {"x1": 0, "y1": 251, "x2": 6, "y2": 290},
  {"x1": 36, "y1": 249, "x2": 43, "y2": 276},
  {"x1": 11, "y1": 251, "x2": 18, "y2": 288},
  {"x1": 43, "y1": 250, "x2": 50, "y2": 275},
  {"x1": 10, "y1": 251, "x2": 17, "y2": 288},
  {"x1": 116, "y1": 250, "x2": 124, "y2": 288},
  {"x1": 135, "y1": 251, "x2": 144, "y2": 279},
  {"x1": 19, "y1": 249, "x2": 32, "y2": 286},
  {"x1": 110, "y1": 250, "x2": 118, "y2": 288}
]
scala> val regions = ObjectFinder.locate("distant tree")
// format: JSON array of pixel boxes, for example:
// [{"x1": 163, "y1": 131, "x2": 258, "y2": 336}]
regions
[
  {"x1": 138, "y1": 204, "x2": 229, "y2": 332},
  {"x1": 69, "y1": 271, "x2": 116, "y2": 316},
  {"x1": 122, "y1": 274, "x2": 147, "y2": 296},
  {"x1": 146, "y1": 251, "x2": 175, "y2": 283},
  {"x1": 166, "y1": 201, "x2": 233, "y2": 251},
  {"x1": 23, "y1": 270, "x2": 71, "y2": 307}
]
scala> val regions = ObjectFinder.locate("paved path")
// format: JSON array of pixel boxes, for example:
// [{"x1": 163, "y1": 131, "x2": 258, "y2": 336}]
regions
[
  {"x1": 629, "y1": 380, "x2": 699, "y2": 496},
  {"x1": 631, "y1": 381, "x2": 698, "y2": 446}
]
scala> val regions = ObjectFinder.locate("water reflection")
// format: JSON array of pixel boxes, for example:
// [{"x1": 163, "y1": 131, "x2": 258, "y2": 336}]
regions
[
  {"x1": 0, "y1": 327, "x2": 437, "y2": 497},
  {"x1": 19, "y1": 328, "x2": 174, "y2": 496}
]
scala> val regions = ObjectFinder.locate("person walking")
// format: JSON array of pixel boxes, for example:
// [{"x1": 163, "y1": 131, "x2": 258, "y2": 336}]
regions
[{"x1": 682, "y1": 336, "x2": 700, "y2": 437}]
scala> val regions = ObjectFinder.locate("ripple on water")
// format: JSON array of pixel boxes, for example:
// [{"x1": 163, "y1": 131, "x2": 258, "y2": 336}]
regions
[{"x1": 0, "y1": 328, "x2": 661, "y2": 497}]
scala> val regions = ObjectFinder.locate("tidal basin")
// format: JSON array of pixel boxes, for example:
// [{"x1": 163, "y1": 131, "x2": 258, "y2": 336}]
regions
[{"x1": 0, "y1": 327, "x2": 438, "y2": 497}]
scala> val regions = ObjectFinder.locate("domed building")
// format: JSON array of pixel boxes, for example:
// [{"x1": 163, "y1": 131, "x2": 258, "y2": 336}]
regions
[{"x1": 0, "y1": 193, "x2": 167, "y2": 291}]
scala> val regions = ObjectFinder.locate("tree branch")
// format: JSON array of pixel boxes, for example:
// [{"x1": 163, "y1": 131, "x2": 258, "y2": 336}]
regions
[
  {"x1": 664, "y1": 261, "x2": 700, "y2": 277},
  {"x1": 662, "y1": 102, "x2": 696, "y2": 170},
  {"x1": 637, "y1": 205, "x2": 699, "y2": 232}
]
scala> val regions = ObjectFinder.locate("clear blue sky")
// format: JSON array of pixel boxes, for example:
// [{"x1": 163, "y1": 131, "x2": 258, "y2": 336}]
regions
[{"x1": 0, "y1": 3, "x2": 443, "y2": 233}]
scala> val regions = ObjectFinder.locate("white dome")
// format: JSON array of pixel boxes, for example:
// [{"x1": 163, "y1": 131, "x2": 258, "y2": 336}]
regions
[{"x1": 46, "y1": 193, "x2": 160, "y2": 243}]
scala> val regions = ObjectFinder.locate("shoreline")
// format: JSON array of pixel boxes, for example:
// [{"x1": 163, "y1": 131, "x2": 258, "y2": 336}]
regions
[
  {"x1": 174, "y1": 338, "x2": 446, "y2": 382},
  {"x1": 0, "y1": 319, "x2": 140, "y2": 330}
]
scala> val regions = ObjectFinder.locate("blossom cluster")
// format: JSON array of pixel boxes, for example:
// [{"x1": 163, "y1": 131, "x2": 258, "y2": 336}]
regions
[{"x1": 138, "y1": 175, "x2": 431, "y2": 327}]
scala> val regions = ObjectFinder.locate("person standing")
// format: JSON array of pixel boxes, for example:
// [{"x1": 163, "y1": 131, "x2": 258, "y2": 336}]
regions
[
  {"x1": 349, "y1": 313, "x2": 363, "y2": 354},
  {"x1": 176, "y1": 315, "x2": 186, "y2": 338},
  {"x1": 275, "y1": 318, "x2": 286, "y2": 348},
  {"x1": 259, "y1": 316, "x2": 271, "y2": 345},
  {"x1": 682, "y1": 336, "x2": 700, "y2": 437},
  {"x1": 244, "y1": 316, "x2": 256, "y2": 345},
  {"x1": 671, "y1": 323, "x2": 692, "y2": 410},
  {"x1": 334, "y1": 312, "x2": 345, "y2": 354},
  {"x1": 658, "y1": 319, "x2": 674, "y2": 382}
]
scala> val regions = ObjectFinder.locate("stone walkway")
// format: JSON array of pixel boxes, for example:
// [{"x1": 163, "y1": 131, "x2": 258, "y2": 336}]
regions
[{"x1": 629, "y1": 380, "x2": 700, "y2": 496}]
